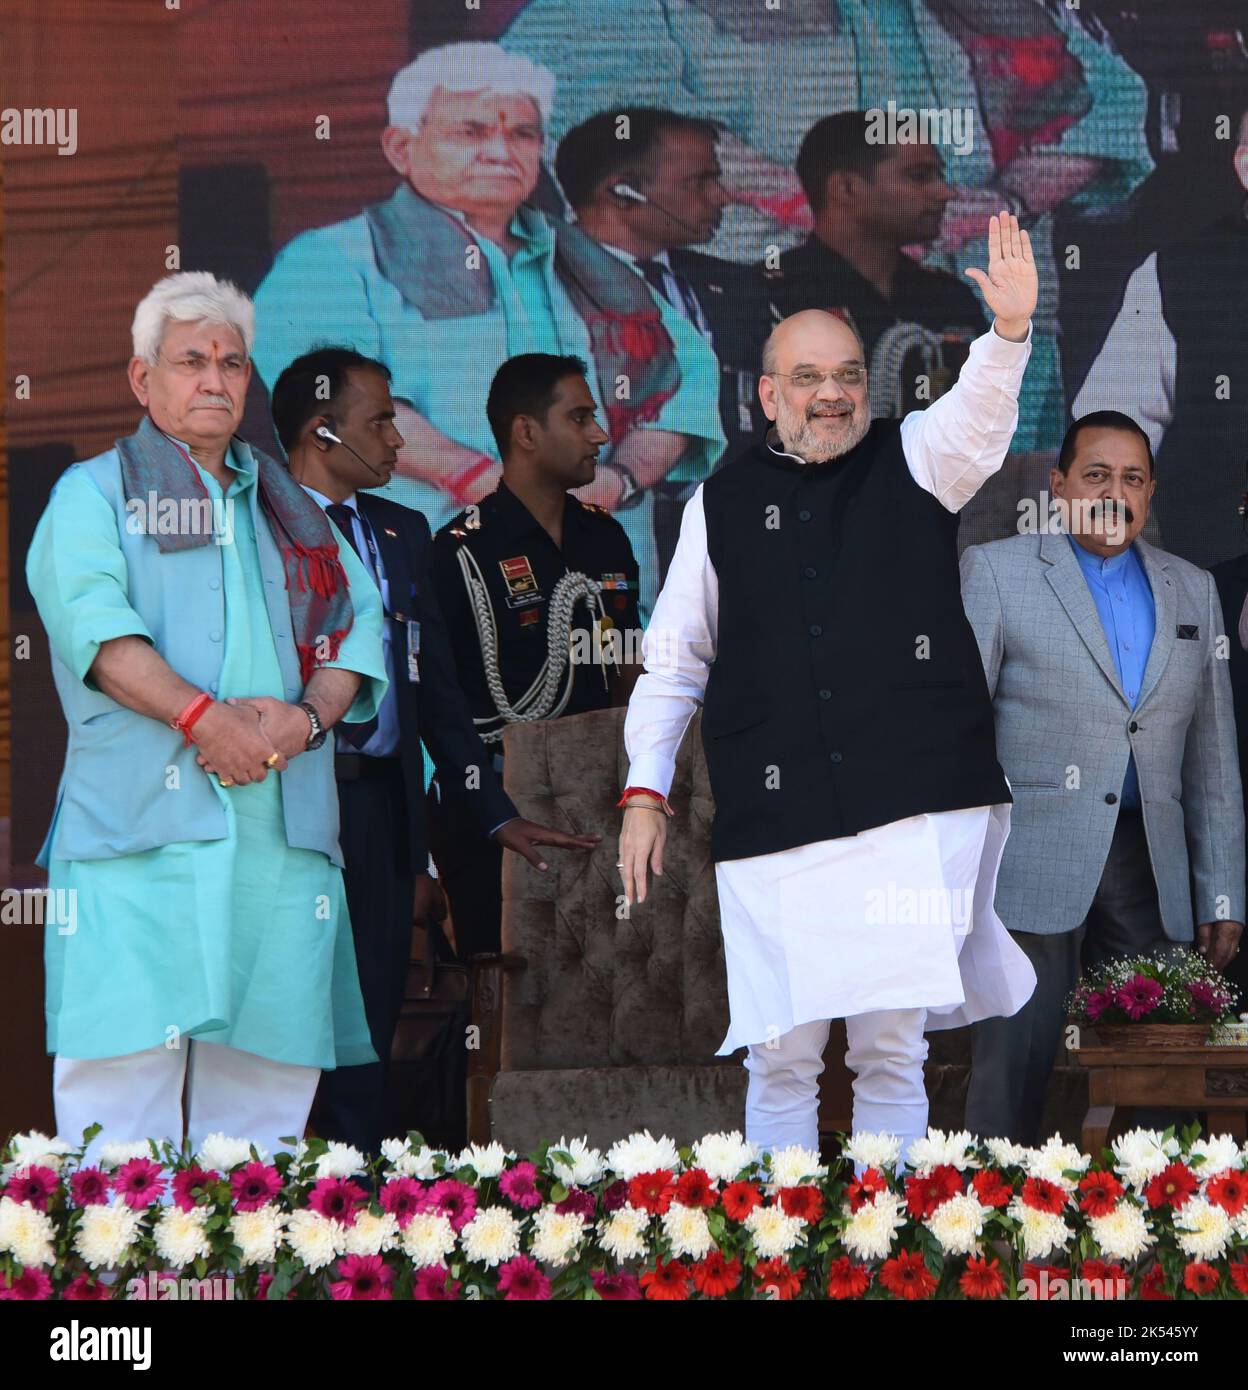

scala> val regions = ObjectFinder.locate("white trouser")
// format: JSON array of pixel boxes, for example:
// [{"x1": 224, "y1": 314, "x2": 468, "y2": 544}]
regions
[
  {"x1": 743, "y1": 1009, "x2": 929, "y2": 1168},
  {"x1": 54, "y1": 1041, "x2": 320, "y2": 1167}
]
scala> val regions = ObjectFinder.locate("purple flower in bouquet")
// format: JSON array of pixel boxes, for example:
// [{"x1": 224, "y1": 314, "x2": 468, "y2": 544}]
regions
[
  {"x1": 555, "y1": 1186, "x2": 597, "y2": 1220},
  {"x1": 427, "y1": 1178, "x2": 477, "y2": 1232},
  {"x1": 230, "y1": 1161, "x2": 282, "y2": 1212},
  {"x1": 601, "y1": 1179, "x2": 630, "y2": 1212},
  {"x1": 591, "y1": 1269, "x2": 643, "y2": 1299},
  {"x1": 1115, "y1": 974, "x2": 1164, "y2": 1021},
  {"x1": 497, "y1": 1254, "x2": 551, "y2": 1300},
  {"x1": 114, "y1": 1156, "x2": 167, "y2": 1209},
  {"x1": 498, "y1": 1161, "x2": 542, "y2": 1210},
  {"x1": 69, "y1": 1166, "x2": 110, "y2": 1207},
  {"x1": 308, "y1": 1177, "x2": 367, "y2": 1226},
  {"x1": 4, "y1": 1164, "x2": 59, "y2": 1211}
]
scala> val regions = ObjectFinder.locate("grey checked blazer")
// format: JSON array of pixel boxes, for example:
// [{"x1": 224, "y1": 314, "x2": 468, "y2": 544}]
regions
[{"x1": 960, "y1": 531, "x2": 1245, "y2": 938}]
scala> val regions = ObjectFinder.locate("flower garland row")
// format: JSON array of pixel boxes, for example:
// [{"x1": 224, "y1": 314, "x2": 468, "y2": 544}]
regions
[{"x1": 2, "y1": 1124, "x2": 1248, "y2": 1300}]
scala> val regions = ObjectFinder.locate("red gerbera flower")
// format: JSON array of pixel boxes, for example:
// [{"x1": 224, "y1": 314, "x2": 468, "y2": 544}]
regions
[
  {"x1": 1022, "y1": 1262, "x2": 1068, "y2": 1301},
  {"x1": 230, "y1": 1161, "x2": 282, "y2": 1212},
  {"x1": 825, "y1": 1256, "x2": 871, "y2": 1300},
  {"x1": 1137, "y1": 1265, "x2": 1172, "y2": 1301},
  {"x1": 3, "y1": 1165, "x2": 59, "y2": 1211},
  {"x1": 960, "y1": 1255, "x2": 1005, "y2": 1300},
  {"x1": 640, "y1": 1256, "x2": 691, "y2": 1300},
  {"x1": 845, "y1": 1166, "x2": 889, "y2": 1213},
  {"x1": 691, "y1": 1248, "x2": 742, "y2": 1297},
  {"x1": 496, "y1": 1254, "x2": 551, "y2": 1301},
  {"x1": 880, "y1": 1249, "x2": 937, "y2": 1301},
  {"x1": 171, "y1": 1165, "x2": 220, "y2": 1213},
  {"x1": 778, "y1": 1185, "x2": 825, "y2": 1224},
  {"x1": 329, "y1": 1254, "x2": 394, "y2": 1301},
  {"x1": 1206, "y1": 1170, "x2": 1248, "y2": 1218},
  {"x1": 1228, "y1": 1257, "x2": 1248, "y2": 1295},
  {"x1": 970, "y1": 1169, "x2": 1012, "y2": 1209},
  {"x1": 721, "y1": 1180, "x2": 762, "y2": 1221},
  {"x1": 675, "y1": 1167, "x2": 717, "y2": 1209},
  {"x1": 590, "y1": 1269, "x2": 643, "y2": 1299},
  {"x1": 1078, "y1": 1169, "x2": 1124, "y2": 1218},
  {"x1": 114, "y1": 1157, "x2": 167, "y2": 1209},
  {"x1": 629, "y1": 1169, "x2": 677, "y2": 1216},
  {"x1": 1183, "y1": 1261, "x2": 1219, "y2": 1296},
  {"x1": 308, "y1": 1176, "x2": 367, "y2": 1226},
  {"x1": 753, "y1": 1257, "x2": 805, "y2": 1300},
  {"x1": 905, "y1": 1174, "x2": 939, "y2": 1220},
  {"x1": 1081, "y1": 1259, "x2": 1127, "y2": 1299},
  {"x1": 1144, "y1": 1162, "x2": 1198, "y2": 1211},
  {"x1": 1021, "y1": 1176, "x2": 1066, "y2": 1215}
]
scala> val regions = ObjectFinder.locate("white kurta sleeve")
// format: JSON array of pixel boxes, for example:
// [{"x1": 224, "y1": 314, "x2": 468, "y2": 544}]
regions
[
  {"x1": 1072, "y1": 253, "x2": 1175, "y2": 453},
  {"x1": 623, "y1": 482, "x2": 718, "y2": 799},
  {"x1": 899, "y1": 321, "x2": 1033, "y2": 513}
]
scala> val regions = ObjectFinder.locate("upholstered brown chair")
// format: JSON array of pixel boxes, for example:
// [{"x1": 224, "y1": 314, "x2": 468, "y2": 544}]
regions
[{"x1": 466, "y1": 705, "x2": 855, "y2": 1152}]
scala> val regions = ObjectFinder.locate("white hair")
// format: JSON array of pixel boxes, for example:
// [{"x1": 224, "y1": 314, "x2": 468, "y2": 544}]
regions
[
  {"x1": 131, "y1": 271, "x2": 255, "y2": 365},
  {"x1": 386, "y1": 42, "x2": 555, "y2": 132}
]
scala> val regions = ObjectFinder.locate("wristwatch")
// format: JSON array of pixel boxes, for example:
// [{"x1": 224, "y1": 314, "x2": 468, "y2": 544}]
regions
[
  {"x1": 603, "y1": 461, "x2": 645, "y2": 510},
  {"x1": 298, "y1": 700, "x2": 328, "y2": 751}
]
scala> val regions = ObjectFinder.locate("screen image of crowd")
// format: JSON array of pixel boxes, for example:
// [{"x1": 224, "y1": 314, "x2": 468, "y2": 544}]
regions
[{"x1": 6, "y1": 2, "x2": 1248, "y2": 1301}]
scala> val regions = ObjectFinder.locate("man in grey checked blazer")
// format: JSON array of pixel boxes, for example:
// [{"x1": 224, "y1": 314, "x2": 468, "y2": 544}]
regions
[{"x1": 960, "y1": 410, "x2": 1245, "y2": 1145}]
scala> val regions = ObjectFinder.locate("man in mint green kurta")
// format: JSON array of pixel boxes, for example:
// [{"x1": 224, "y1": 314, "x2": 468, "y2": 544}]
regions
[{"x1": 28, "y1": 272, "x2": 388, "y2": 1165}]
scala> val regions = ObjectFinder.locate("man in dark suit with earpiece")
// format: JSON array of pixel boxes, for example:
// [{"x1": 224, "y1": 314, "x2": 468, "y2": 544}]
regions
[{"x1": 270, "y1": 346, "x2": 601, "y2": 1156}]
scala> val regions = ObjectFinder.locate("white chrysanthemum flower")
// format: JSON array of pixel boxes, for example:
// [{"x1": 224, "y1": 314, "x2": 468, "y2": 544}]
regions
[
  {"x1": 546, "y1": 1136, "x2": 606, "y2": 1188},
  {"x1": 843, "y1": 1132, "x2": 903, "y2": 1173},
  {"x1": 597, "y1": 1205, "x2": 650, "y2": 1262},
  {"x1": 661, "y1": 1203, "x2": 715, "y2": 1260},
  {"x1": 230, "y1": 1205, "x2": 284, "y2": 1267},
  {"x1": 1112, "y1": 1130, "x2": 1180, "y2": 1190},
  {"x1": 456, "y1": 1142, "x2": 512, "y2": 1180},
  {"x1": 605, "y1": 1131, "x2": 681, "y2": 1181},
  {"x1": 314, "y1": 1142, "x2": 367, "y2": 1180},
  {"x1": 284, "y1": 1209, "x2": 346, "y2": 1272},
  {"x1": 2, "y1": 1130, "x2": 74, "y2": 1181},
  {"x1": 98, "y1": 1141, "x2": 156, "y2": 1171},
  {"x1": 691, "y1": 1131, "x2": 758, "y2": 1183},
  {"x1": 1007, "y1": 1196, "x2": 1072, "y2": 1260},
  {"x1": 529, "y1": 1207, "x2": 586, "y2": 1268},
  {"x1": 1232, "y1": 1207, "x2": 1248, "y2": 1242},
  {"x1": 0, "y1": 1196, "x2": 56, "y2": 1267},
  {"x1": 984, "y1": 1137, "x2": 1034, "y2": 1169},
  {"x1": 743, "y1": 1202, "x2": 807, "y2": 1259},
  {"x1": 380, "y1": 1141, "x2": 441, "y2": 1180},
  {"x1": 1190, "y1": 1135, "x2": 1242, "y2": 1180},
  {"x1": 925, "y1": 1192, "x2": 991, "y2": 1256},
  {"x1": 842, "y1": 1191, "x2": 906, "y2": 1262},
  {"x1": 74, "y1": 1198, "x2": 146, "y2": 1269},
  {"x1": 1173, "y1": 1196, "x2": 1233, "y2": 1261},
  {"x1": 400, "y1": 1212, "x2": 457, "y2": 1268},
  {"x1": 1089, "y1": 1200, "x2": 1155, "y2": 1263},
  {"x1": 1027, "y1": 1137, "x2": 1090, "y2": 1191},
  {"x1": 154, "y1": 1204, "x2": 212, "y2": 1266},
  {"x1": 460, "y1": 1206, "x2": 522, "y2": 1267},
  {"x1": 341, "y1": 1209, "x2": 400, "y2": 1257},
  {"x1": 907, "y1": 1129, "x2": 980, "y2": 1174},
  {"x1": 197, "y1": 1133, "x2": 267, "y2": 1172},
  {"x1": 767, "y1": 1145, "x2": 828, "y2": 1188}
]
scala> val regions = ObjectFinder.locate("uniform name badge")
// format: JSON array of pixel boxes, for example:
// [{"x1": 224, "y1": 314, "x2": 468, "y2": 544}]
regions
[{"x1": 405, "y1": 618, "x2": 421, "y2": 683}]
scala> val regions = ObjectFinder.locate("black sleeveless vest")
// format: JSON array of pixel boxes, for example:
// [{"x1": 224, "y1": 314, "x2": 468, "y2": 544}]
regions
[
  {"x1": 699, "y1": 420, "x2": 1008, "y2": 862},
  {"x1": 1154, "y1": 209, "x2": 1248, "y2": 569}
]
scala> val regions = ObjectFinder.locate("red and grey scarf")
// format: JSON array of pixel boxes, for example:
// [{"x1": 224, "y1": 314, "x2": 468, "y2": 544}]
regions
[{"x1": 117, "y1": 414, "x2": 353, "y2": 683}]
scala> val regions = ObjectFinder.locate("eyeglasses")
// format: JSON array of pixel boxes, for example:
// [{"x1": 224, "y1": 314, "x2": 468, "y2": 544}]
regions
[
  {"x1": 159, "y1": 353, "x2": 249, "y2": 378},
  {"x1": 769, "y1": 366, "x2": 866, "y2": 390}
]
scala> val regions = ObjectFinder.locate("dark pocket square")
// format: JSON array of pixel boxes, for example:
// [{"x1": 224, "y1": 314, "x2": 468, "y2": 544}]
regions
[{"x1": 1177, "y1": 624, "x2": 1199, "y2": 640}]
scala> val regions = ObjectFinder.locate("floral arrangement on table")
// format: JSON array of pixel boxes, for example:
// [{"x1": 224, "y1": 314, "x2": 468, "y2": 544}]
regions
[
  {"x1": 1067, "y1": 948, "x2": 1240, "y2": 1031},
  {"x1": 2, "y1": 1124, "x2": 1247, "y2": 1300}
]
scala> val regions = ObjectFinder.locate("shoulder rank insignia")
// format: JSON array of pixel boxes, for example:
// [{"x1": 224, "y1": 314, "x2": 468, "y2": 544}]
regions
[{"x1": 579, "y1": 500, "x2": 610, "y2": 516}]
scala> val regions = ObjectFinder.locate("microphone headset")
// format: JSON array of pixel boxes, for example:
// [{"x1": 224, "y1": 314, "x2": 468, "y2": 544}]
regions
[
  {"x1": 611, "y1": 181, "x2": 709, "y2": 241},
  {"x1": 314, "y1": 423, "x2": 391, "y2": 482}
]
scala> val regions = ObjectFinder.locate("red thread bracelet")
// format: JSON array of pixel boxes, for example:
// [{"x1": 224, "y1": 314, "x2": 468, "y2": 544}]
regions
[
  {"x1": 617, "y1": 785, "x2": 673, "y2": 816},
  {"x1": 171, "y1": 692, "x2": 214, "y2": 747}
]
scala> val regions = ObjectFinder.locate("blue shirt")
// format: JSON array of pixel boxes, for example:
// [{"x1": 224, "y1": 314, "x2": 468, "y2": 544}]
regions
[{"x1": 1068, "y1": 535, "x2": 1155, "y2": 807}]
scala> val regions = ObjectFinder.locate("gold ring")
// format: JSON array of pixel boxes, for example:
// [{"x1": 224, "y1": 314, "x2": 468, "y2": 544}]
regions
[
  {"x1": 219, "y1": 777, "x2": 235, "y2": 788},
  {"x1": 264, "y1": 753, "x2": 281, "y2": 768}
]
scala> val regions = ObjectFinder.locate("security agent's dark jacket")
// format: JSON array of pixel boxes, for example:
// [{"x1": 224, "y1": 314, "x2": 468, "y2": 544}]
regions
[{"x1": 338, "y1": 492, "x2": 517, "y2": 870}]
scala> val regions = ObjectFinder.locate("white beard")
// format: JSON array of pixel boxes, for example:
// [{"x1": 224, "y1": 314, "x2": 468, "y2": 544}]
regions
[{"x1": 774, "y1": 394, "x2": 869, "y2": 462}]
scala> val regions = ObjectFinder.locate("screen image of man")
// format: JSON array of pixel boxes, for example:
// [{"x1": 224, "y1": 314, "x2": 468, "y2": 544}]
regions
[
  {"x1": 618, "y1": 216, "x2": 1039, "y2": 1162},
  {"x1": 251, "y1": 42, "x2": 725, "y2": 620},
  {"x1": 26, "y1": 273, "x2": 388, "y2": 1164}
]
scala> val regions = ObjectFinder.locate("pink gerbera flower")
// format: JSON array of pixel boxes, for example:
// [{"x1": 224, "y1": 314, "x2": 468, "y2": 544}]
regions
[
  {"x1": 4, "y1": 1164, "x2": 59, "y2": 1211},
  {"x1": 498, "y1": 1161, "x2": 542, "y2": 1210},
  {"x1": 230, "y1": 1162, "x2": 282, "y2": 1212},
  {"x1": 308, "y1": 1177, "x2": 367, "y2": 1226},
  {"x1": 329, "y1": 1254, "x2": 394, "y2": 1300},
  {"x1": 412, "y1": 1265, "x2": 460, "y2": 1300},
  {"x1": 62, "y1": 1273, "x2": 112, "y2": 1300},
  {"x1": 70, "y1": 1167, "x2": 111, "y2": 1207},
  {"x1": 0, "y1": 1268, "x2": 54, "y2": 1300},
  {"x1": 378, "y1": 1177, "x2": 425, "y2": 1228},
  {"x1": 171, "y1": 1165, "x2": 220, "y2": 1212},
  {"x1": 1116, "y1": 974, "x2": 1164, "y2": 1021},
  {"x1": 1084, "y1": 989, "x2": 1110, "y2": 1022},
  {"x1": 496, "y1": 1254, "x2": 551, "y2": 1300},
  {"x1": 114, "y1": 1157, "x2": 167, "y2": 1209},
  {"x1": 427, "y1": 1178, "x2": 477, "y2": 1231}
]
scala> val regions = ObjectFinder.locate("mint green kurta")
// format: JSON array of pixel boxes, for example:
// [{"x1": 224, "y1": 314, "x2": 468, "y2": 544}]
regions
[{"x1": 38, "y1": 448, "x2": 383, "y2": 1069}]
